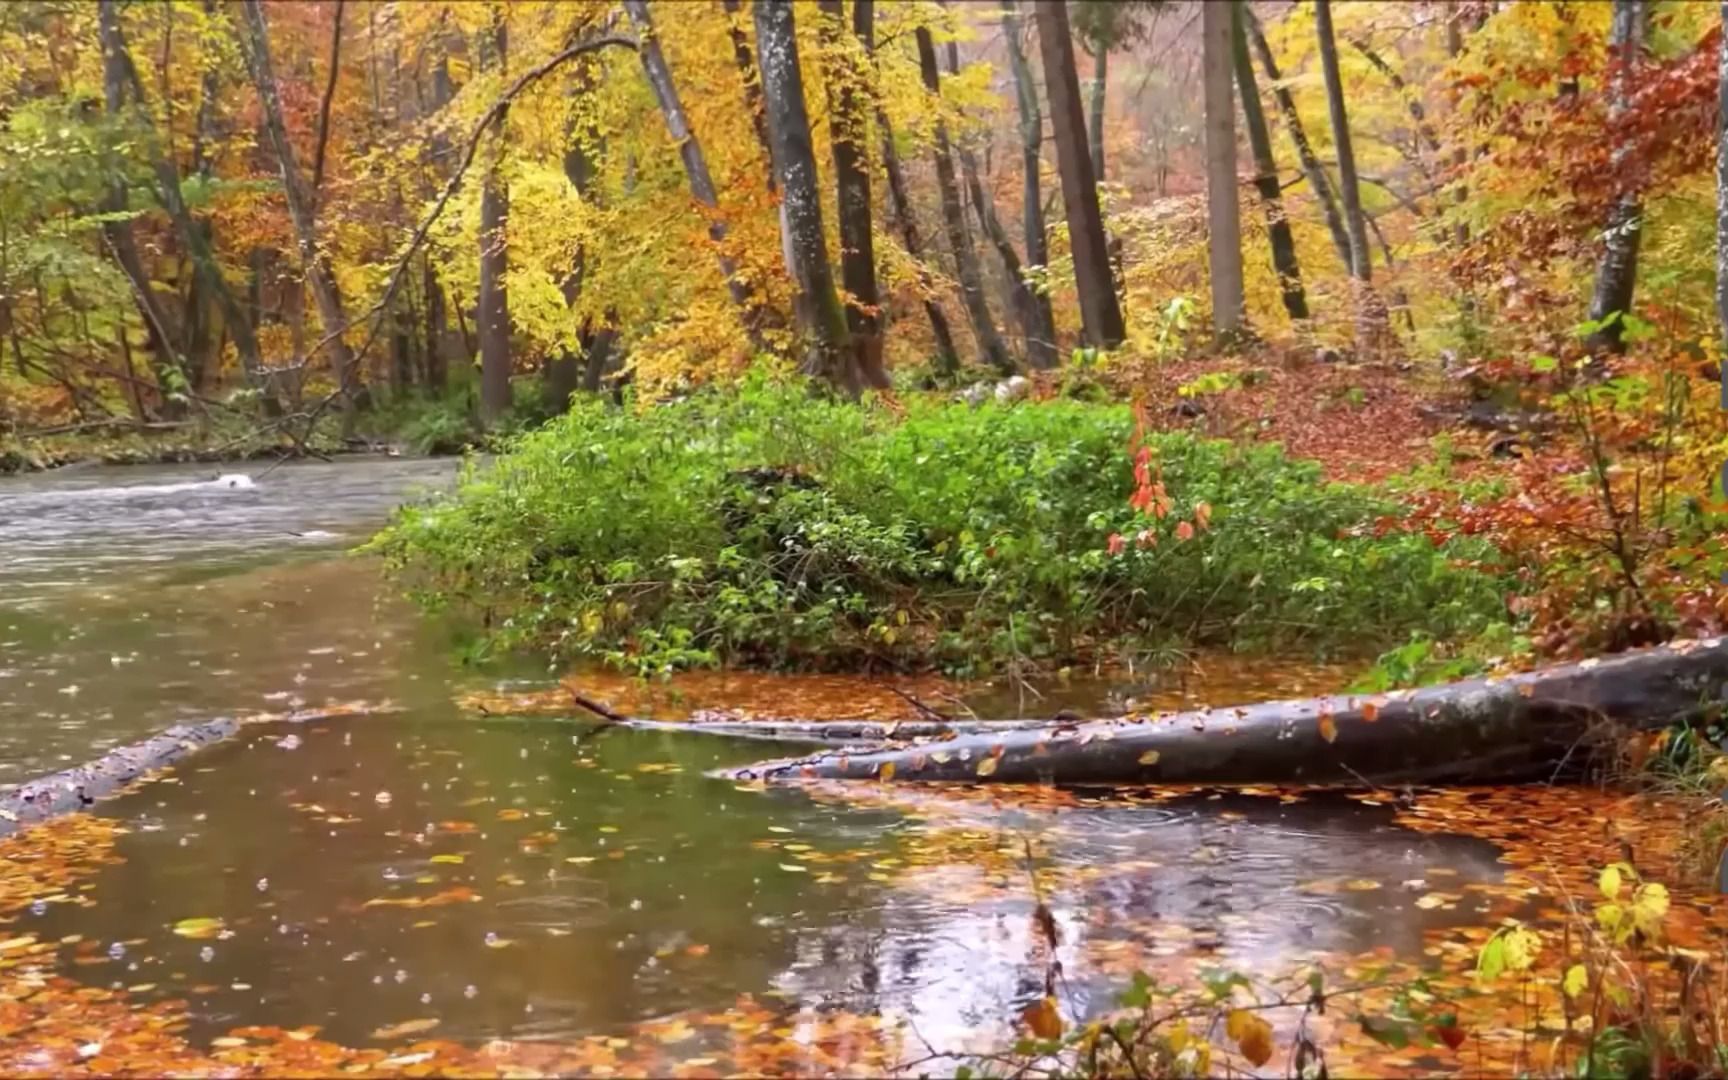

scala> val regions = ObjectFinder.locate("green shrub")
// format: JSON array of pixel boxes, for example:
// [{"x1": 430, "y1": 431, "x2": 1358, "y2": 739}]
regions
[{"x1": 367, "y1": 372, "x2": 1511, "y2": 675}]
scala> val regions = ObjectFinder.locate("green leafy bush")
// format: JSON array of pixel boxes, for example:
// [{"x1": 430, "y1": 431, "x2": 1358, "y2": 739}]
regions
[{"x1": 368, "y1": 372, "x2": 1510, "y2": 675}]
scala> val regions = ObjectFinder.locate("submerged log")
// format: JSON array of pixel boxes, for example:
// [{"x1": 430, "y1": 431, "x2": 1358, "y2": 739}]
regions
[
  {"x1": 566, "y1": 692, "x2": 1044, "y2": 745},
  {"x1": 0, "y1": 718, "x2": 238, "y2": 838},
  {"x1": 726, "y1": 640, "x2": 1728, "y2": 787}
]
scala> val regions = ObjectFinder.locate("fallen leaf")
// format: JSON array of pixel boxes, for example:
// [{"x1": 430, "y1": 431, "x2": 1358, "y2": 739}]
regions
[
  {"x1": 1318, "y1": 713, "x2": 1338, "y2": 743},
  {"x1": 1021, "y1": 995, "x2": 1063, "y2": 1039},
  {"x1": 1137, "y1": 749, "x2": 1161, "y2": 766},
  {"x1": 1226, "y1": 1009, "x2": 1274, "y2": 1067},
  {"x1": 172, "y1": 917, "x2": 225, "y2": 940},
  {"x1": 975, "y1": 756, "x2": 999, "y2": 778},
  {"x1": 371, "y1": 1018, "x2": 441, "y2": 1040}
]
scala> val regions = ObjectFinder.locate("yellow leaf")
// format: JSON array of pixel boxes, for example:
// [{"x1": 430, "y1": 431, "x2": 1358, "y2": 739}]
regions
[
  {"x1": 779, "y1": 863, "x2": 807, "y2": 873},
  {"x1": 371, "y1": 1018, "x2": 440, "y2": 1040},
  {"x1": 1415, "y1": 893, "x2": 1447, "y2": 909},
  {"x1": 975, "y1": 756, "x2": 999, "y2": 777},
  {"x1": 1021, "y1": 995, "x2": 1063, "y2": 1039},
  {"x1": 1631, "y1": 883, "x2": 1669, "y2": 935},
  {"x1": 1318, "y1": 714, "x2": 1338, "y2": 743},
  {"x1": 1599, "y1": 864, "x2": 1623, "y2": 900},
  {"x1": 430, "y1": 854, "x2": 465, "y2": 864},
  {"x1": 172, "y1": 917, "x2": 225, "y2": 940},
  {"x1": 1137, "y1": 749, "x2": 1161, "y2": 766},
  {"x1": 1562, "y1": 964, "x2": 1588, "y2": 999},
  {"x1": 1226, "y1": 1009, "x2": 1274, "y2": 1067},
  {"x1": 879, "y1": 762, "x2": 896, "y2": 782},
  {"x1": 1504, "y1": 925, "x2": 1541, "y2": 972}
]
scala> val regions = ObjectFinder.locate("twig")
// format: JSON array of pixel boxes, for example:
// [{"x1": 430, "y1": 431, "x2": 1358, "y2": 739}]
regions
[
  {"x1": 567, "y1": 690, "x2": 629, "y2": 725},
  {"x1": 888, "y1": 685, "x2": 954, "y2": 724}
]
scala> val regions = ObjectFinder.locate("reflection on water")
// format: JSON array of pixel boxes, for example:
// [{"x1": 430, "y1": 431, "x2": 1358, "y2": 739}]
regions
[
  {"x1": 0, "y1": 456, "x2": 1520, "y2": 1062},
  {"x1": 0, "y1": 458, "x2": 459, "y2": 784},
  {"x1": 21, "y1": 719, "x2": 1506, "y2": 1050}
]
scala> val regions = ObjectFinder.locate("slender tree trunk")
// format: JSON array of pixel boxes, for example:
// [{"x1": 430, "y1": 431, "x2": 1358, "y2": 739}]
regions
[
  {"x1": 755, "y1": 0, "x2": 855, "y2": 391},
  {"x1": 1035, "y1": 0, "x2": 1125, "y2": 348},
  {"x1": 722, "y1": 0, "x2": 777, "y2": 194},
  {"x1": 624, "y1": 0, "x2": 755, "y2": 320},
  {"x1": 878, "y1": 114, "x2": 961, "y2": 375},
  {"x1": 1585, "y1": 0, "x2": 1650, "y2": 354},
  {"x1": 1246, "y1": 9, "x2": 1351, "y2": 273},
  {"x1": 1087, "y1": 45, "x2": 1106, "y2": 183},
  {"x1": 237, "y1": 0, "x2": 363, "y2": 428},
  {"x1": 101, "y1": 0, "x2": 275, "y2": 405},
  {"x1": 1232, "y1": 1, "x2": 1306, "y2": 321},
  {"x1": 1202, "y1": 0, "x2": 1245, "y2": 339},
  {"x1": 1314, "y1": 0, "x2": 1391, "y2": 355},
  {"x1": 477, "y1": 15, "x2": 512, "y2": 427},
  {"x1": 311, "y1": 1, "x2": 344, "y2": 197},
  {"x1": 97, "y1": 0, "x2": 187, "y2": 417},
  {"x1": 818, "y1": 0, "x2": 889, "y2": 389},
  {"x1": 1718, "y1": 0, "x2": 1728, "y2": 404},
  {"x1": 915, "y1": 25, "x2": 1014, "y2": 375},
  {"x1": 422, "y1": 56, "x2": 453, "y2": 394},
  {"x1": 1000, "y1": 0, "x2": 1058, "y2": 367}
]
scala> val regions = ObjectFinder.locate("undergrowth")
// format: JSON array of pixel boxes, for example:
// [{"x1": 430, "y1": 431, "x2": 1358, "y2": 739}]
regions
[{"x1": 367, "y1": 371, "x2": 1510, "y2": 676}]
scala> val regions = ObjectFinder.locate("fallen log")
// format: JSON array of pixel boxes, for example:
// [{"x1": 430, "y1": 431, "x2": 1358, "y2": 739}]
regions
[
  {"x1": 725, "y1": 639, "x2": 1728, "y2": 787},
  {"x1": 0, "y1": 718, "x2": 238, "y2": 838}
]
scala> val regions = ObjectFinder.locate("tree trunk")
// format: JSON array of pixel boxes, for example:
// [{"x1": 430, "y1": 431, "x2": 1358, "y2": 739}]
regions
[
  {"x1": 819, "y1": 0, "x2": 889, "y2": 390},
  {"x1": 728, "y1": 639, "x2": 1728, "y2": 787},
  {"x1": 1202, "y1": 0, "x2": 1244, "y2": 339},
  {"x1": 1035, "y1": 0, "x2": 1125, "y2": 349},
  {"x1": 1000, "y1": 0, "x2": 1059, "y2": 368},
  {"x1": 1087, "y1": 45, "x2": 1106, "y2": 183},
  {"x1": 1232, "y1": 1, "x2": 1307, "y2": 322},
  {"x1": 1719, "y1": 0, "x2": 1728, "y2": 403},
  {"x1": 624, "y1": 0, "x2": 755, "y2": 319},
  {"x1": 422, "y1": 54, "x2": 454, "y2": 393},
  {"x1": 1246, "y1": 9, "x2": 1351, "y2": 274},
  {"x1": 916, "y1": 25, "x2": 1015, "y2": 376},
  {"x1": 722, "y1": 0, "x2": 777, "y2": 194},
  {"x1": 878, "y1": 113, "x2": 962, "y2": 376},
  {"x1": 237, "y1": 0, "x2": 363, "y2": 428},
  {"x1": 755, "y1": 0, "x2": 855, "y2": 392},
  {"x1": 1585, "y1": 0, "x2": 1650, "y2": 354},
  {"x1": 100, "y1": 0, "x2": 276, "y2": 407},
  {"x1": 96, "y1": 0, "x2": 187, "y2": 417},
  {"x1": 1314, "y1": 0, "x2": 1391, "y2": 356},
  {"x1": 477, "y1": 15, "x2": 512, "y2": 427}
]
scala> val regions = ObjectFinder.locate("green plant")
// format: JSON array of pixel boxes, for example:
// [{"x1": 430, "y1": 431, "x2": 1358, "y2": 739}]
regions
[{"x1": 369, "y1": 370, "x2": 1512, "y2": 676}]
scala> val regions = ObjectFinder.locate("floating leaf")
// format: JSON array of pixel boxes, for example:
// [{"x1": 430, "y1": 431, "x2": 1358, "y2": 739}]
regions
[
  {"x1": 1414, "y1": 893, "x2": 1447, "y2": 909},
  {"x1": 975, "y1": 756, "x2": 999, "y2": 778},
  {"x1": 430, "y1": 854, "x2": 465, "y2": 865},
  {"x1": 779, "y1": 863, "x2": 808, "y2": 873},
  {"x1": 172, "y1": 918, "x2": 225, "y2": 940},
  {"x1": 370, "y1": 1018, "x2": 440, "y2": 1040}
]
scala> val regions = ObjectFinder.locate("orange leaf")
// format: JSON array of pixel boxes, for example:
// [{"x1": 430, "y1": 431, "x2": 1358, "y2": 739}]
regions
[
  {"x1": 1361, "y1": 700, "x2": 1381, "y2": 722},
  {"x1": 1318, "y1": 714, "x2": 1338, "y2": 743},
  {"x1": 878, "y1": 762, "x2": 896, "y2": 783},
  {"x1": 1021, "y1": 996, "x2": 1063, "y2": 1039}
]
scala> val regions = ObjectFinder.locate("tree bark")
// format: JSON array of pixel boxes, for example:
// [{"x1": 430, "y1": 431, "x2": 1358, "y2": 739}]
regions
[
  {"x1": 1203, "y1": 0, "x2": 1245, "y2": 339},
  {"x1": 422, "y1": 54, "x2": 454, "y2": 393},
  {"x1": 1001, "y1": 0, "x2": 1059, "y2": 368},
  {"x1": 237, "y1": 0, "x2": 363, "y2": 427},
  {"x1": 1035, "y1": 0, "x2": 1125, "y2": 349},
  {"x1": 1232, "y1": 1, "x2": 1307, "y2": 321},
  {"x1": 624, "y1": 0, "x2": 754, "y2": 317},
  {"x1": 1246, "y1": 8, "x2": 1351, "y2": 274},
  {"x1": 728, "y1": 639, "x2": 1728, "y2": 787},
  {"x1": 755, "y1": 0, "x2": 856, "y2": 391},
  {"x1": 477, "y1": 14, "x2": 511, "y2": 427},
  {"x1": 1585, "y1": 0, "x2": 1650, "y2": 354},
  {"x1": 916, "y1": 24, "x2": 1015, "y2": 376},
  {"x1": 819, "y1": 0, "x2": 889, "y2": 390},
  {"x1": 1314, "y1": 0, "x2": 1392, "y2": 356},
  {"x1": 1087, "y1": 45, "x2": 1106, "y2": 183}
]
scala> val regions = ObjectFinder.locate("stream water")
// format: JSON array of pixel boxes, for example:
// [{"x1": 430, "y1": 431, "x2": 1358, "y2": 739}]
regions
[{"x1": 0, "y1": 459, "x2": 1519, "y2": 1063}]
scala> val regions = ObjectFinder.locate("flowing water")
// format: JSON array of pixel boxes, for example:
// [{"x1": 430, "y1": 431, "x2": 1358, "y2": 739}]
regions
[{"x1": 0, "y1": 459, "x2": 1517, "y2": 1062}]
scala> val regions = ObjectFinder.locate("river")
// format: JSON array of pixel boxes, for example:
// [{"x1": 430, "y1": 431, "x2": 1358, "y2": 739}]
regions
[{"x1": 0, "y1": 458, "x2": 1524, "y2": 1069}]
